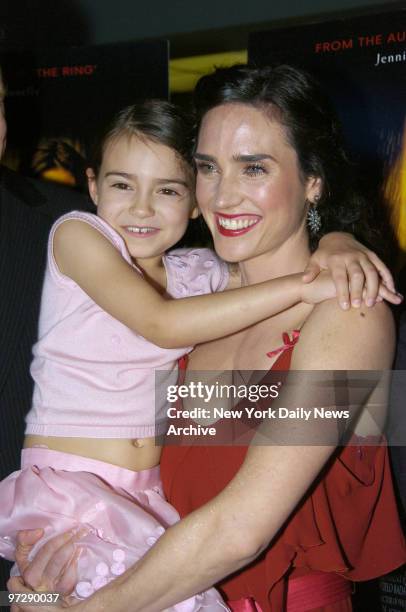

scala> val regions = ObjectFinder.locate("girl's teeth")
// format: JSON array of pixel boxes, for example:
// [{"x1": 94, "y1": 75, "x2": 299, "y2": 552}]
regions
[{"x1": 127, "y1": 227, "x2": 154, "y2": 234}]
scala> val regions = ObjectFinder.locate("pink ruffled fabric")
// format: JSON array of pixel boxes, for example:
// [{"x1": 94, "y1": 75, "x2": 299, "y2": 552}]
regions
[{"x1": 0, "y1": 448, "x2": 228, "y2": 610}]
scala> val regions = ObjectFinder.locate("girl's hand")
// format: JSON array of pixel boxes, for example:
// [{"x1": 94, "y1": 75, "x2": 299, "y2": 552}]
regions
[
  {"x1": 303, "y1": 232, "x2": 401, "y2": 310},
  {"x1": 301, "y1": 271, "x2": 336, "y2": 305}
]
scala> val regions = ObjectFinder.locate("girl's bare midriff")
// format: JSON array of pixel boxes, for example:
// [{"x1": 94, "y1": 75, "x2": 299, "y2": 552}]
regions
[{"x1": 24, "y1": 434, "x2": 161, "y2": 471}]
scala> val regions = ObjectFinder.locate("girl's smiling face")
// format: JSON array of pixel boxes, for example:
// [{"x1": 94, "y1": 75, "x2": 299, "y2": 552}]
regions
[
  {"x1": 88, "y1": 134, "x2": 198, "y2": 262},
  {"x1": 195, "y1": 103, "x2": 321, "y2": 264}
]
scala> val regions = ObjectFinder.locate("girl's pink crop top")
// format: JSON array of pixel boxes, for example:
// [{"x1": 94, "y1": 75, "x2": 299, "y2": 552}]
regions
[{"x1": 25, "y1": 211, "x2": 229, "y2": 439}]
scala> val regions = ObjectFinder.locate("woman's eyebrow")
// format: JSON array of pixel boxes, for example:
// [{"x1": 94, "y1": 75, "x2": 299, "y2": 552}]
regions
[
  {"x1": 194, "y1": 153, "x2": 215, "y2": 162},
  {"x1": 232, "y1": 154, "x2": 275, "y2": 162},
  {"x1": 194, "y1": 153, "x2": 276, "y2": 163}
]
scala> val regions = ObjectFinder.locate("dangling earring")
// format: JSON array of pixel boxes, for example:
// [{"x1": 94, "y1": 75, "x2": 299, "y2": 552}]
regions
[{"x1": 306, "y1": 195, "x2": 321, "y2": 235}]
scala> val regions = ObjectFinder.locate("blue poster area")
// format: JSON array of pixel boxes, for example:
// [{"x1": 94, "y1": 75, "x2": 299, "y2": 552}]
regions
[
  {"x1": 249, "y1": 8, "x2": 406, "y2": 168},
  {"x1": 0, "y1": 40, "x2": 169, "y2": 189},
  {"x1": 249, "y1": 8, "x2": 406, "y2": 274}
]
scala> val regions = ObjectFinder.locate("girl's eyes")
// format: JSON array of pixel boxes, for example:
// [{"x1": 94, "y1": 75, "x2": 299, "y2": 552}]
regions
[
  {"x1": 109, "y1": 182, "x2": 183, "y2": 197},
  {"x1": 244, "y1": 164, "x2": 267, "y2": 177},
  {"x1": 158, "y1": 187, "x2": 181, "y2": 197},
  {"x1": 111, "y1": 182, "x2": 132, "y2": 190}
]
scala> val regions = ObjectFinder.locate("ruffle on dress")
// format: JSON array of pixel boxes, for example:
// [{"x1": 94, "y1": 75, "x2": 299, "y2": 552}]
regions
[{"x1": 0, "y1": 448, "x2": 228, "y2": 610}]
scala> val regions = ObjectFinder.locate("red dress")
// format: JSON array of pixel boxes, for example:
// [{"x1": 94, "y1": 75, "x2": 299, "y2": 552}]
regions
[{"x1": 161, "y1": 338, "x2": 406, "y2": 611}]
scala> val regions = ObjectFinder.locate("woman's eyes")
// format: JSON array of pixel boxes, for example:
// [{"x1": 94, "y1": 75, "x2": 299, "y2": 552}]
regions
[
  {"x1": 196, "y1": 162, "x2": 217, "y2": 174},
  {"x1": 196, "y1": 162, "x2": 267, "y2": 176},
  {"x1": 244, "y1": 164, "x2": 267, "y2": 177}
]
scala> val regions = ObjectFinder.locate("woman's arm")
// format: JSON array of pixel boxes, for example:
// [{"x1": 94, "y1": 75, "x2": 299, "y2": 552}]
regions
[
  {"x1": 54, "y1": 219, "x2": 335, "y2": 348},
  {"x1": 10, "y1": 301, "x2": 394, "y2": 611},
  {"x1": 78, "y1": 303, "x2": 394, "y2": 612}
]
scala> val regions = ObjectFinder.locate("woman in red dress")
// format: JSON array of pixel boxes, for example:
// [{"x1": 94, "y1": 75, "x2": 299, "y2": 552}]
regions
[{"x1": 10, "y1": 65, "x2": 406, "y2": 611}]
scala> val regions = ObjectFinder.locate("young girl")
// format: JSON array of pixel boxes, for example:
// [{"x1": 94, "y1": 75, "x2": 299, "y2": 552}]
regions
[{"x1": 0, "y1": 101, "x2": 390, "y2": 609}]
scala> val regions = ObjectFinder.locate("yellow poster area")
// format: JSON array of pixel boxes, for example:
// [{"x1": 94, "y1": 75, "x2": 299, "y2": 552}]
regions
[
  {"x1": 169, "y1": 50, "x2": 247, "y2": 93},
  {"x1": 32, "y1": 51, "x2": 249, "y2": 187},
  {"x1": 385, "y1": 121, "x2": 406, "y2": 257}
]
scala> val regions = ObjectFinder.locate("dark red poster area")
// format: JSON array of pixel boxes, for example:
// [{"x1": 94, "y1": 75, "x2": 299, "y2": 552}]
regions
[
  {"x1": 249, "y1": 8, "x2": 406, "y2": 258},
  {"x1": 0, "y1": 40, "x2": 169, "y2": 190}
]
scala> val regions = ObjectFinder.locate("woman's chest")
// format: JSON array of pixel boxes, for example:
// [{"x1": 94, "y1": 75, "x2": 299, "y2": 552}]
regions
[{"x1": 189, "y1": 307, "x2": 308, "y2": 371}]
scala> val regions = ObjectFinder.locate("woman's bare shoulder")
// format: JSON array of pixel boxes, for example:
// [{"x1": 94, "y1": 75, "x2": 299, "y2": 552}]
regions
[{"x1": 293, "y1": 299, "x2": 395, "y2": 370}]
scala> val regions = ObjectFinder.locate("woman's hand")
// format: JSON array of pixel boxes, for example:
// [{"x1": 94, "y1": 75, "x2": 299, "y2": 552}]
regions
[
  {"x1": 7, "y1": 529, "x2": 85, "y2": 611},
  {"x1": 11, "y1": 529, "x2": 80, "y2": 599},
  {"x1": 7, "y1": 576, "x2": 67, "y2": 611},
  {"x1": 303, "y1": 232, "x2": 402, "y2": 310},
  {"x1": 8, "y1": 532, "x2": 128, "y2": 612}
]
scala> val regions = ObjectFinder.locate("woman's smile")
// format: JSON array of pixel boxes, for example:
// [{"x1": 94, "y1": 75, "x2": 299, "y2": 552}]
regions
[{"x1": 215, "y1": 213, "x2": 261, "y2": 236}]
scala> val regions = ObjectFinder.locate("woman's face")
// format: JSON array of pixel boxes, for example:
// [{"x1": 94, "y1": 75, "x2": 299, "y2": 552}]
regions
[{"x1": 195, "y1": 103, "x2": 320, "y2": 264}]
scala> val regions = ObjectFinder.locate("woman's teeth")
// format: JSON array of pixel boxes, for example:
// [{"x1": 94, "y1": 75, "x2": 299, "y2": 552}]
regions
[{"x1": 218, "y1": 217, "x2": 258, "y2": 230}]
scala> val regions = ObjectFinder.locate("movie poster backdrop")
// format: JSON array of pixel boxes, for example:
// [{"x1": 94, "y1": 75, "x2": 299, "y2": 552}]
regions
[
  {"x1": 1, "y1": 40, "x2": 169, "y2": 189},
  {"x1": 249, "y1": 8, "x2": 406, "y2": 257}
]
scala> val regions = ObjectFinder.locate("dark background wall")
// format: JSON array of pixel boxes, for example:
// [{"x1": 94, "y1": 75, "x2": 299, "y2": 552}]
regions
[
  {"x1": 66, "y1": 0, "x2": 400, "y2": 43},
  {"x1": 0, "y1": 0, "x2": 402, "y2": 55}
]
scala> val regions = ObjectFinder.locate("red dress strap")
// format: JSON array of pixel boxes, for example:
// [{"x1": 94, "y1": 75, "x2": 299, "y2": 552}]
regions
[
  {"x1": 266, "y1": 330, "x2": 300, "y2": 359},
  {"x1": 178, "y1": 355, "x2": 188, "y2": 371}
]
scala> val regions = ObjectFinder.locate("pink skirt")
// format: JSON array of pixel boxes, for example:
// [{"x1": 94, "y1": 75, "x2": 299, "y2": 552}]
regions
[{"x1": 0, "y1": 448, "x2": 228, "y2": 610}]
